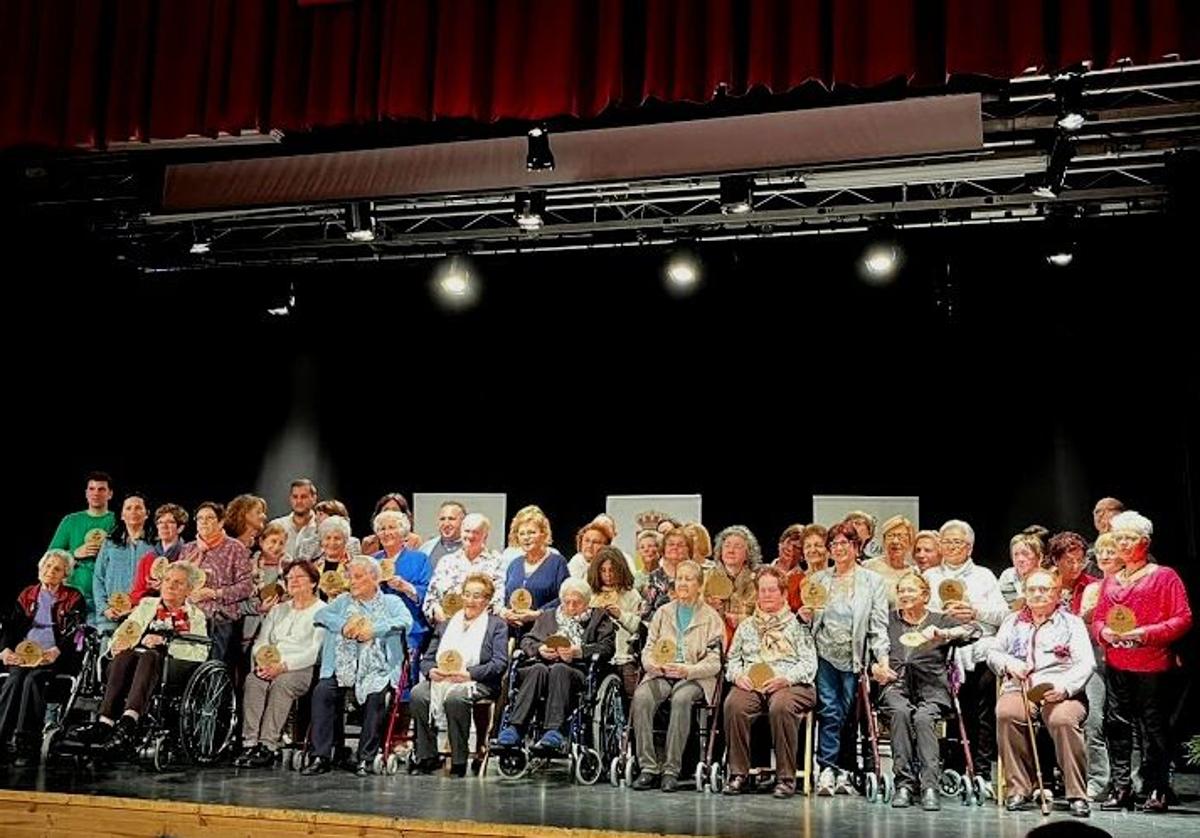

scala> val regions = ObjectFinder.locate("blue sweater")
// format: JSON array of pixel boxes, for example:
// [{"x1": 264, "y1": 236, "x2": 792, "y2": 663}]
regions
[
  {"x1": 92, "y1": 535, "x2": 154, "y2": 632},
  {"x1": 375, "y1": 548, "x2": 432, "y2": 650},
  {"x1": 504, "y1": 553, "x2": 570, "y2": 613}
]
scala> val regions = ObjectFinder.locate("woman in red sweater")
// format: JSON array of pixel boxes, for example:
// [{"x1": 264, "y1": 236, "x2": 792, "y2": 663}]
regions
[{"x1": 1091, "y1": 511, "x2": 1192, "y2": 813}]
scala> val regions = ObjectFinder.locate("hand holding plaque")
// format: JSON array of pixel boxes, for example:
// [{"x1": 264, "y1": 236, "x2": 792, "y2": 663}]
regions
[
  {"x1": 509, "y1": 588, "x2": 533, "y2": 613},
  {"x1": 747, "y1": 661, "x2": 775, "y2": 691},
  {"x1": 111, "y1": 619, "x2": 143, "y2": 653},
  {"x1": 14, "y1": 640, "x2": 43, "y2": 667}
]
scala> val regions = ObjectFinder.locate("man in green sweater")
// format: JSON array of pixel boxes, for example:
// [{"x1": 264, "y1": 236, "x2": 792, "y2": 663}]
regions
[{"x1": 48, "y1": 471, "x2": 116, "y2": 619}]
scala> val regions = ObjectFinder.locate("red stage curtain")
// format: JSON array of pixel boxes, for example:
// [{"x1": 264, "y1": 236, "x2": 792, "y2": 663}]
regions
[{"x1": 1, "y1": 0, "x2": 1195, "y2": 149}]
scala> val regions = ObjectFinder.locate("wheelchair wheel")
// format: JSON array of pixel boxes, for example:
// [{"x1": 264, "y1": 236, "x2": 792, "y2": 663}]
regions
[
  {"x1": 497, "y1": 749, "x2": 529, "y2": 779},
  {"x1": 372, "y1": 753, "x2": 385, "y2": 774},
  {"x1": 152, "y1": 734, "x2": 171, "y2": 773},
  {"x1": 882, "y1": 773, "x2": 895, "y2": 804},
  {"x1": 624, "y1": 753, "x2": 636, "y2": 787},
  {"x1": 40, "y1": 724, "x2": 62, "y2": 765},
  {"x1": 591, "y1": 674, "x2": 625, "y2": 765},
  {"x1": 179, "y1": 660, "x2": 238, "y2": 764},
  {"x1": 609, "y1": 755, "x2": 622, "y2": 787},
  {"x1": 695, "y1": 762, "x2": 707, "y2": 793},
  {"x1": 386, "y1": 753, "x2": 401, "y2": 775},
  {"x1": 865, "y1": 772, "x2": 879, "y2": 802},
  {"x1": 574, "y1": 746, "x2": 603, "y2": 785},
  {"x1": 939, "y1": 769, "x2": 963, "y2": 797}
]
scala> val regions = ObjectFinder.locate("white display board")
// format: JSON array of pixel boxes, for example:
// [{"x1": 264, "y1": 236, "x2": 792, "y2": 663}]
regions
[
  {"x1": 605, "y1": 495, "x2": 703, "y2": 557},
  {"x1": 413, "y1": 493, "x2": 508, "y2": 553},
  {"x1": 812, "y1": 495, "x2": 921, "y2": 555}
]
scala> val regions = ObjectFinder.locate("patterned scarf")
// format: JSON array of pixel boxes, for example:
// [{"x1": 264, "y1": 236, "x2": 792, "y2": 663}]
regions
[
  {"x1": 554, "y1": 605, "x2": 592, "y2": 649},
  {"x1": 752, "y1": 608, "x2": 797, "y2": 663}
]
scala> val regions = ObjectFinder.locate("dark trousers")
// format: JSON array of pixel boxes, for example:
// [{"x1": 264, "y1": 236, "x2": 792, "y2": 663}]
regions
[
  {"x1": 509, "y1": 662, "x2": 584, "y2": 731},
  {"x1": 881, "y1": 688, "x2": 946, "y2": 792},
  {"x1": 724, "y1": 684, "x2": 815, "y2": 778},
  {"x1": 208, "y1": 618, "x2": 242, "y2": 669},
  {"x1": 410, "y1": 680, "x2": 496, "y2": 766},
  {"x1": 1106, "y1": 667, "x2": 1173, "y2": 795},
  {"x1": 99, "y1": 648, "x2": 165, "y2": 719},
  {"x1": 0, "y1": 665, "x2": 56, "y2": 744},
  {"x1": 310, "y1": 676, "x2": 389, "y2": 762},
  {"x1": 958, "y1": 661, "x2": 997, "y2": 777}
]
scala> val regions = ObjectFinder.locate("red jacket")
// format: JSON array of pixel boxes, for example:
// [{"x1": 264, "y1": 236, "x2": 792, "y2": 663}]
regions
[{"x1": 3, "y1": 584, "x2": 87, "y2": 663}]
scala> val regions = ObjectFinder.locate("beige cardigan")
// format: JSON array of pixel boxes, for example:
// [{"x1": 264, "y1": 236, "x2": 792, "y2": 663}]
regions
[
  {"x1": 640, "y1": 599, "x2": 726, "y2": 703},
  {"x1": 105, "y1": 597, "x2": 209, "y2": 663}
]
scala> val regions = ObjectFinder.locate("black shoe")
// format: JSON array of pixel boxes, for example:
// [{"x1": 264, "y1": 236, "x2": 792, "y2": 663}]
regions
[
  {"x1": 723, "y1": 774, "x2": 748, "y2": 796},
  {"x1": 1141, "y1": 790, "x2": 1169, "y2": 813},
  {"x1": 1005, "y1": 794, "x2": 1028, "y2": 812},
  {"x1": 660, "y1": 773, "x2": 679, "y2": 793},
  {"x1": 246, "y1": 744, "x2": 276, "y2": 768},
  {"x1": 233, "y1": 744, "x2": 260, "y2": 768},
  {"x1": 74, "y1": 721, "x2": 114, "y2": 746},
  {"x1": 411, "y1": 756, "x2": 442, "y2": 774},
  {"x1": 353, "y1": 759, "x2": 372, "y2": 777},
  {"x1": 449, "y1": 763, "x2": 466, "y2": 778},
  {"x1": 1070, "y1": 798, "x2": 1091, "y2": 818},
  {"x1": 922, "y1": 787, "x2": 941, "y2": 811},
  {"x1": 1101, "y1": 788, "x2": 1135, "y2": 811},
  {"x1": 300, "y1": 755, "x2": 331, "y2": 775},
  {"x1": 631, "y1": 771, "x2": 660, "y2": 791},
  {"x1": 891, "y1": 787, "x2": 913, "y2": 808},
  {"x1": 100, "y1": 717, "x2": 138, "y2": 758}
]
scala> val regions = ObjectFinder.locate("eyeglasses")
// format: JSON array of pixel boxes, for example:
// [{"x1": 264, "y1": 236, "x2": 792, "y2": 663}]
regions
[
  {"x1": 462, "y1": 591, "x2": 489, "y2": 601},
  {"x1": 829, "y1": 540, "x2": 853, "y2": 549},
  {"x1": 941, "y1": 538, "x2": 969, "y2": 548}
]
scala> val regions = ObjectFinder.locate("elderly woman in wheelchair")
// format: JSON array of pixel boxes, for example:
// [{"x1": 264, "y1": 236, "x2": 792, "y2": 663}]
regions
[
  {"x1": 0, "y1": 550, "x2": 87, "y2": 765},
  {"x1": 73, "y1": 562, "x2": 209, "y2": 757},
  {"x1": 495, "y1": 577, "x2": 615, "y2": 754}
]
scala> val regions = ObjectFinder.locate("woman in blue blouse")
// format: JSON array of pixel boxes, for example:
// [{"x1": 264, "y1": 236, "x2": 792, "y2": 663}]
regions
[
  {"x1": 93, "y1": 493, "x2": 154, "y2": 633},
  {"x1": 501, "y1": 507, "x2": 569, "y2": 637}
]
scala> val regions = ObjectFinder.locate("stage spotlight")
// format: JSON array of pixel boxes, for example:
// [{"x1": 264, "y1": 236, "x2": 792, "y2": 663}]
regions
[
  {"x1": 719, "y1": 175, "x2": 753, "y2": 215},
  {"x1": 663, "y1": 249, "x2": 702, "y2": 296},
  {"x1": 526, "y1": 127, "x2": 555, "y2": 171},
  {"x1": 1046, "y1": 250, "x2": 1074, "y2": 267},
  {"x1": 858, "y1": 232, "x2": 903, "y2": 285},
  {"x1": 514, "y1": 191, "x2": 546, "y2": 231},
  {"x1": 431, "y1": 257, "x2": 480, "y2": 311},
  {"x1": 344, "y1": 200, "x2": 376, "y2": 242},
  {"x1": 189, "y1": 222, "x2": 212, "y2": 255}
]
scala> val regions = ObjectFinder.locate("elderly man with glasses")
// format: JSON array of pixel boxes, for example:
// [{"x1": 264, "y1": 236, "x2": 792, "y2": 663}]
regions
[{"x1": 924, "y1": 519, "x2": 1009, "y2": 794}]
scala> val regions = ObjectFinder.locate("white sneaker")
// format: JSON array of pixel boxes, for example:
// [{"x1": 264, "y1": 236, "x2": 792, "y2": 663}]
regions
[
  {"x1": 835, "y1": 771, "x2": 858, "y2": 795},
  {"x1": 817, "y1": 767, "x2": 837, "y2": 796}
]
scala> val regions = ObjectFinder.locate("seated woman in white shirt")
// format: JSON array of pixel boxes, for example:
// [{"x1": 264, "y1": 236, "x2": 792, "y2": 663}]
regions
[{"x1": 235, "y1": 559, "x2": 326, "y2": 768}]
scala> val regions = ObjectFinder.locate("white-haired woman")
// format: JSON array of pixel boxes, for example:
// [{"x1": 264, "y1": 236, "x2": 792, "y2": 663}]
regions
[
  {"x1": 304, "y1": 556, "x2": 413, "y2": 776},
  {"x1": 423, "y1": 512, "x2": 506, "y2": 625},
  {"x1": 373, "y1": 509, "x2": 432, "y2": 751},
  {"x1": 495, "y1": 577, "x2": 615, "y2": 752},
  {"x1": 0, "y1": 550, "x2": 87, "y2": 765},
  {"x1": 1093, "y1": 511, "x2": 1192, "y2": 813},
  {"x1": 314, "y1": 515, "x2": 356, "y2": 577},
  {"x1": 75, "y1": 563, "x2": 209, "y2": 757}
]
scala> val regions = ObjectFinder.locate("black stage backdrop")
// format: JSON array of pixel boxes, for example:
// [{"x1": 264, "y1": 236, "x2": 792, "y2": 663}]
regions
[{"x1": 6, "y1": 212, "x2": 1198, "y2": 738}]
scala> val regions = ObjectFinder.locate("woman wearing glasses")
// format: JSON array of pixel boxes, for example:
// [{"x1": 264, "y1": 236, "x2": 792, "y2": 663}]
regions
[{"x1": 799, "y1": 522, "x2": 888, "y2": 796}]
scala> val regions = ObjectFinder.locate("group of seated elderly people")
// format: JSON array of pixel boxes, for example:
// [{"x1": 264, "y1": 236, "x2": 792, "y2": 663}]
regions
[{"x1": 3, "y1": 477, "x2": 1191, "y2": 818}]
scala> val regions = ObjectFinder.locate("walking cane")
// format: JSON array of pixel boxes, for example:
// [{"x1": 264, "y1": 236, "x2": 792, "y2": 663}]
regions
[{"x1": 1018, "y1": 679, "x2": 1051, "y2": 816}]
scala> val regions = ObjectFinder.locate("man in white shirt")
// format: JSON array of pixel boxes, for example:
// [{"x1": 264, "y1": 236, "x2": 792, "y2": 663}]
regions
[{"x1": 270, "y1": 478, "x2": 319, "y2": 562}]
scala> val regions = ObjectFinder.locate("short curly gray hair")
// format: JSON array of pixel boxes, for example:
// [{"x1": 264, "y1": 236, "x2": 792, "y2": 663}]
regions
[
  {"x1": 372, "y1": 509, "x2": 411, "y2": 538},
  {"x1": 39, "y1": 549, "x2": 74, "y2": 579},
  {"x1": 560, "y1": 577, "x2": 592, "y2": 602},
  {"x1": 713, "y1": 525, "x2": 762, "y2": 569},
  {"x1": 318, "y1": 514, "x2": 352, "y2": 542}
]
